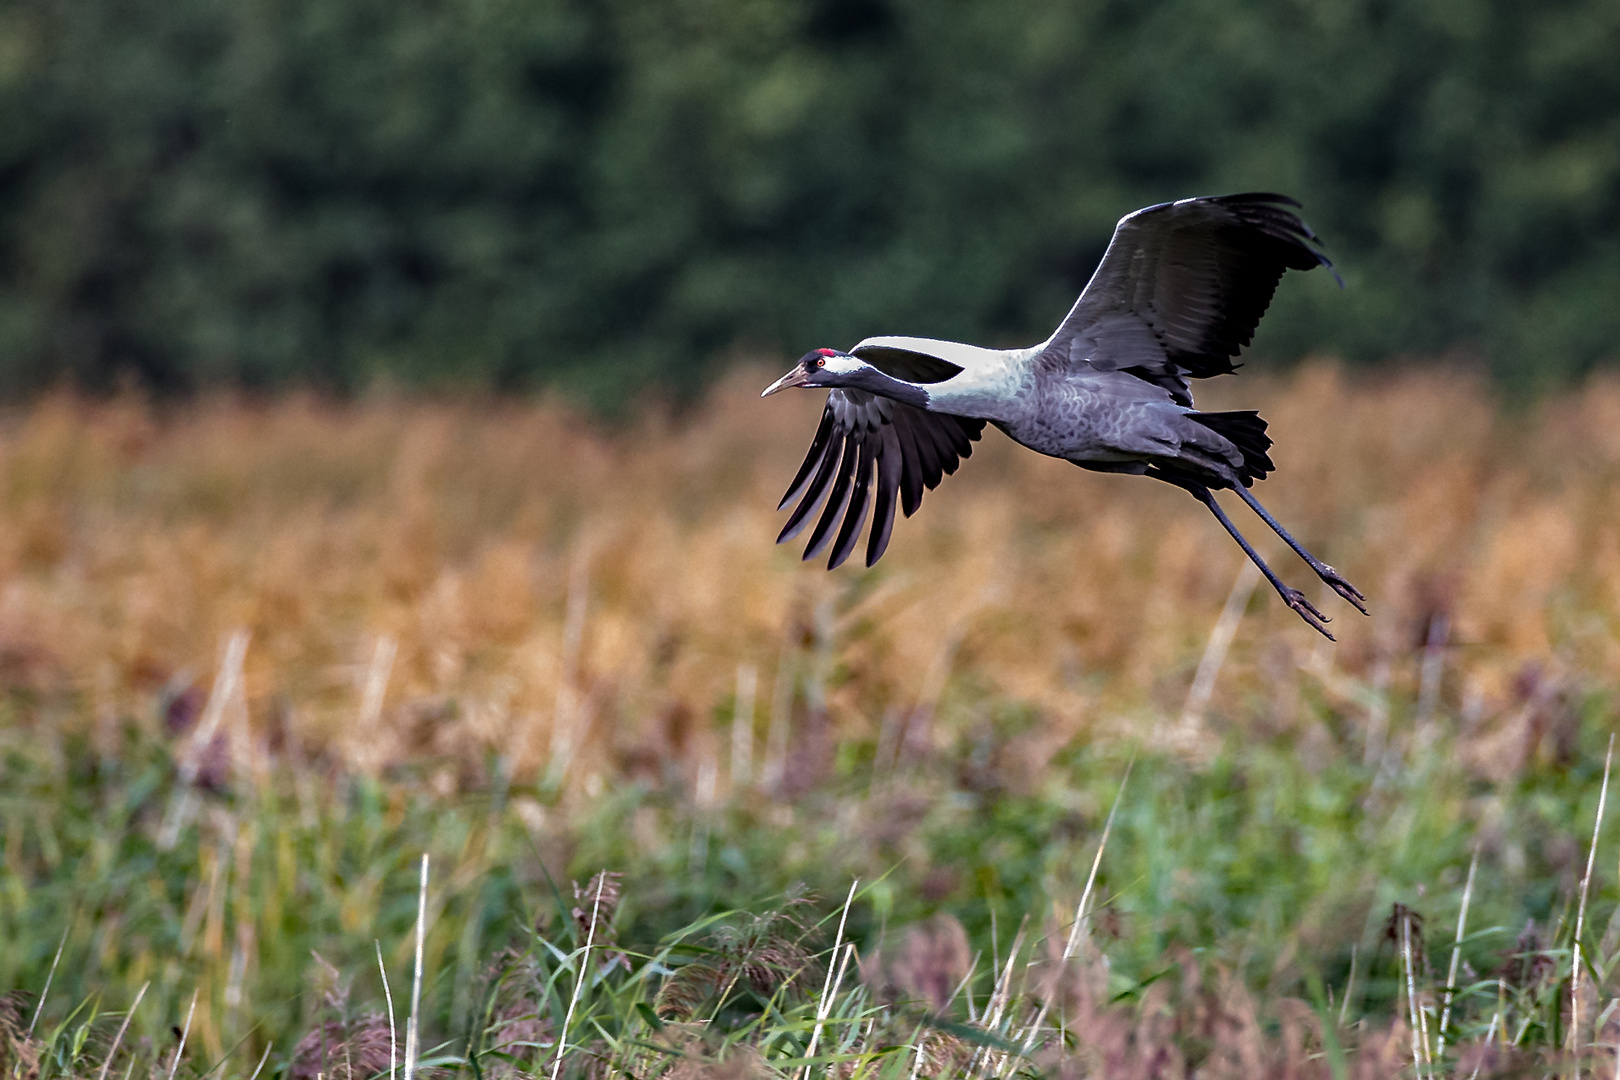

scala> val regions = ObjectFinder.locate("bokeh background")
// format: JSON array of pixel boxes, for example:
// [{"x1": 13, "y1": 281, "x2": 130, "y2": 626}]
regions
[
  {"x1": 4, "y1": 1, "x2": 1620, "y2": 1075},
  {"x1": 1, "y1": 0, "x2": 1617, "y2": 400}
]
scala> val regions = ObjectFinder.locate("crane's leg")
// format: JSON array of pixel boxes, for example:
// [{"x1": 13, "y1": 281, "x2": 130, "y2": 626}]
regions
[
  {"x1": 1184, "y1": 484, "x2": 1335, "y2": 640},
  {"x1": 1231, "y1": 485, "x2": 1368, "y2": 614}
]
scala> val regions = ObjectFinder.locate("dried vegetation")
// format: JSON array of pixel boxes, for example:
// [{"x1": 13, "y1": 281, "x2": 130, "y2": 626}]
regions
[
  {"x1": 5, "y1": 363, "x2": 1620, "y2": 1076},
  {"x1": 1, "y1": 364, "x2": 1617, "y2": 783}
]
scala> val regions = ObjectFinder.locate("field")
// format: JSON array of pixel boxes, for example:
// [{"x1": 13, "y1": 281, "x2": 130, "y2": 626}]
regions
[{"x1": 4, "y1": 363, "x2": 1620, "y2": 1078}]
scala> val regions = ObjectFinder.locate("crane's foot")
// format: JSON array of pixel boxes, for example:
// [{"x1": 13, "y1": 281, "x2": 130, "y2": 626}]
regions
[
  {"x1": 1282, "y1": 587, "x2": 1336, "y2": 641},
  {"x1": 1317, "y1": 565, "x2": 1368, "y2": 615}
]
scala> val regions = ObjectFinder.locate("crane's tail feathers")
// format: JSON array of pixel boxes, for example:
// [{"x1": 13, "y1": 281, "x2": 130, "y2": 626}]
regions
[{"x1": 1191, "y1": 410, "x2": 1275, "y2": 487}]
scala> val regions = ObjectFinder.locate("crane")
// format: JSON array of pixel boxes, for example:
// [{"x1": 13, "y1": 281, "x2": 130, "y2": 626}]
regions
[{"x1": 760, "y1": 192, "x2": 1365, "y2": 639}]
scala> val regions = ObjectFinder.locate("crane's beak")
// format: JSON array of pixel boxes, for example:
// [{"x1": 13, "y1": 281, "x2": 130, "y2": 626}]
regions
[{"x1": 761, "y1": 365, "x2": 812, "y2": 397}]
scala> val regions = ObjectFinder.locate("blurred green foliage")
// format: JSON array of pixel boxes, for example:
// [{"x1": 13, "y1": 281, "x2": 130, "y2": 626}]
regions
[
  {"x1": 0, "y1": 0, "x2": 1617, "y2": 400},
  {"x1": 3, "y1": 702, "x2": 1617, "y2": 1059}
]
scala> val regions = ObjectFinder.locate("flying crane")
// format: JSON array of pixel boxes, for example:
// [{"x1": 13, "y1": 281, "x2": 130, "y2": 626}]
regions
[{"x1": 761, "y1": 193, "x2": 1365, "y2": 638}]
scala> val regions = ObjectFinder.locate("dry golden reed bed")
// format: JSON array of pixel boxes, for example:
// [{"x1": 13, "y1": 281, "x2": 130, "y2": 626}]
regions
[{"x1": 1, "y1": 362, "x2": 1617, "y2": 789}]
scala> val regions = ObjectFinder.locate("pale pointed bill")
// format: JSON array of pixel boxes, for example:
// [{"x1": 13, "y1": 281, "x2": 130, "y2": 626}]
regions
[{"x1": 761, "y1": 366, "x2": 811, "y2": 397}]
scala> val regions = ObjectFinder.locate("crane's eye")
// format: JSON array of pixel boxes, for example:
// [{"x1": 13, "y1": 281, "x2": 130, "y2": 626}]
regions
[{"x1": 816, "y1": 357, "x2": 825, "y2": 367}]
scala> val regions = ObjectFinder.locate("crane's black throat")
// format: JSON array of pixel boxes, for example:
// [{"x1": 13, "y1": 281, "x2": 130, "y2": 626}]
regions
[{"x1": 844, "y1": 366, "x2": 931, "y2": 409}]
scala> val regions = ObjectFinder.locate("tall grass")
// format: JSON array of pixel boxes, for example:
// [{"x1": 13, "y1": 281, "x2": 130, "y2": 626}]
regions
[{"x1": 4, "y1": 363, "x2": 1620, "y2": 1075}]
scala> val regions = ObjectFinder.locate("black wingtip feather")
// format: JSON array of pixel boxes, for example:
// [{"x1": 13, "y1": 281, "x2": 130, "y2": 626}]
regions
[
  {"x1": 774, "y1": 398, "x2": 982, "y2": 567},
  {"x1": 827, "y1": 439, "x2": 876, "y2": 569},
  {"x1": 778, "y1": 408, "x2": 836, "y2": 510},
  {"x1": 889, "y1": 411, "x2": 926, "y2": 517},
  {"x1": 917, "y1": 419, "x2": 954, "y2": 488},
  {"x1": 777, "y1": 431, "x2": 843, "y2": 544},
  {"x1": 866, "y1": 426, "x2": 903, "y2": 567},
  {"x1": 803, "y1": 438, "x2": 860, "y2": 560}
]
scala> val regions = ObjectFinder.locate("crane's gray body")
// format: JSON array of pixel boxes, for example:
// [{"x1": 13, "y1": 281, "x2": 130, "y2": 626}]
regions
[
  {"x1": 861, "y1": 335, "x2": 1244, "y2": 480},
  {"x1": 999, "y1": 367, "x2": 1195, "y2": 472}
]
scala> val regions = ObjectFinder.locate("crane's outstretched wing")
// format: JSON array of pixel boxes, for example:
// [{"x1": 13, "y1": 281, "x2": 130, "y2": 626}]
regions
[
  {"x1": 777, "y1": 390, "x2": 984, "y2": 569},
  {"x1": 1049, "y1": 193, "x2": 1337, "y2": 405}
]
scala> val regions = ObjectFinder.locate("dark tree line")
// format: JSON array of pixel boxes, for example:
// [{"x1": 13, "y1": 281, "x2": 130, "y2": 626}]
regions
[{"x1": 0, "y1": 0, "x2": 1616, "y2": 401}]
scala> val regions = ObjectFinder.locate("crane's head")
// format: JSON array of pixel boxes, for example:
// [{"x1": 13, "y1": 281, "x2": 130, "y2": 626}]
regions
[{"x1": 760, "y1": 349, "x2": 868, "y2": 396}]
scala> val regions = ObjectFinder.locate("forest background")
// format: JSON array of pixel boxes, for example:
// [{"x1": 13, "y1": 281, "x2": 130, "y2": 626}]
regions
[{"x1": 1, "y1": 0, "x2": 1618, "y2": 401}]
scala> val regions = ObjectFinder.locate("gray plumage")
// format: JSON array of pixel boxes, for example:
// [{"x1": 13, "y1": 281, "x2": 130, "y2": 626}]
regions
[{"x1": 761, "y1": 193, "x2": 1365, "y2": 638}]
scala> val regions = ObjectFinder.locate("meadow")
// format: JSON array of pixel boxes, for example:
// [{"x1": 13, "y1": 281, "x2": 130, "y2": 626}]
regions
[{"x1": 4, "y1": 362, "x2": 1620, "y2": 1077}]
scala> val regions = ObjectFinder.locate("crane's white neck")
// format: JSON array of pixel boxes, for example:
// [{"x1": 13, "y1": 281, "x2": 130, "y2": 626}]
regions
[
  {"x1": 835, "y1": 339, "x2": 1038, "y2": 419},
  {"x1": 907, "y1": 347, "x2": 1036, "y2": 420}
]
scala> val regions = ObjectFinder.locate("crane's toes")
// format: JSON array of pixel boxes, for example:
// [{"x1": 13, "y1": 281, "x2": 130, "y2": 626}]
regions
[
  {"x1": 1283, "y1": 588, "x2": 1336, "y2": 641},
  {"x1": 1285, "y1": 588, "x2": 1329, "y2": 622},
  {"x1": 1319, "y1": 565, "x2": 1369, "y2": 615}
]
